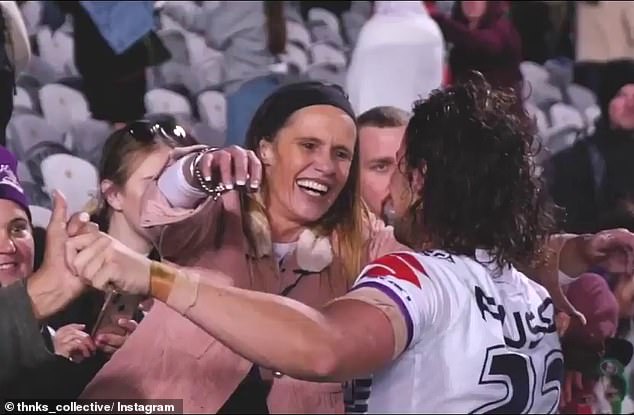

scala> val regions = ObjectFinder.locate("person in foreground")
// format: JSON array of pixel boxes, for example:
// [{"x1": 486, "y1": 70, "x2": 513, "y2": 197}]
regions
[
  {"x1": 69, "y1": 80, "x2": 634, "y2": 412},
  {"x1": 0, "y1": 148, "x2": 94, "y2": 384},
  {"x1": 78, "y1": 81, "x2": 405, "y2": 413}
]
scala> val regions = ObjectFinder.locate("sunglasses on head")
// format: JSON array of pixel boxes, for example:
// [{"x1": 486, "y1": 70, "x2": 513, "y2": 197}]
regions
[{"x1": 124, "y1": 119, "x2": 193, "y2": 145}]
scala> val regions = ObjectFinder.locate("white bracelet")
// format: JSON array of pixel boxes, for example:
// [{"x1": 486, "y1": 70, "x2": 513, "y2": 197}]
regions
[{"x1": 158, "y1": 156, "x2": 207, "y2": 208}]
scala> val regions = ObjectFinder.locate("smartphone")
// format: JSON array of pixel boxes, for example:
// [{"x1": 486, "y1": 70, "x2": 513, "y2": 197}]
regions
[{"x1": 91, "y1": 290, "x2": 141, "y2": 338}]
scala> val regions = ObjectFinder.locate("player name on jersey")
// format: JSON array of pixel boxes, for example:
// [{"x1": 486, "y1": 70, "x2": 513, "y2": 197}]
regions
[{"x1": 476, "y1": 285, "x2": 557, "y2": 350}]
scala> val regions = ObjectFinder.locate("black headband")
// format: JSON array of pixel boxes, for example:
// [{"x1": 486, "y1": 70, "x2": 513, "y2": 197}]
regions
[{"x1": 256, "y1": 82, "x2": 355, "y2": 137}]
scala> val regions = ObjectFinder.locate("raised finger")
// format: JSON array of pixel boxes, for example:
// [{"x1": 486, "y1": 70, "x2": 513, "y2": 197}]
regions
[
  {"x1": 66, "y1": 211, "x2": 95, "y2": 237},
  {"x1": 246, "y1": 150, "x2": 262, "y2": 189},
  {"x1": 216, "y1": 151, "x2": 234, "y2": 190},
  {"x1": 229, "y1": 147, "x2": 248, "y2": 187},
  {"x1": 199, "y1": 152, "x2": 214, "y2": 182}
]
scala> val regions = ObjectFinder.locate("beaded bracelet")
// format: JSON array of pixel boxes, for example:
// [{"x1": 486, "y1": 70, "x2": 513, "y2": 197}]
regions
[{"x1": 192, "y1": 148, "x2": 227, "y2": 201}]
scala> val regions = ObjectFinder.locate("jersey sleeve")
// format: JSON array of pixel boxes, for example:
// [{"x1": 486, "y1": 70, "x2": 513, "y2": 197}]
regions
[{"x1": 350, "y1": 252, "x2": 437, "y2": 349}]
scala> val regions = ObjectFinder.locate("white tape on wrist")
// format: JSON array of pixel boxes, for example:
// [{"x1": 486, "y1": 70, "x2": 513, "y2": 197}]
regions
[{"x1": 166, "y1": 270, "x2": 200, "y2": 315}]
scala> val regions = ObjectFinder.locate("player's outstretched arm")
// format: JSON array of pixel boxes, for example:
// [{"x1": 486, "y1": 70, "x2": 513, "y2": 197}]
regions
[
  {"x1": 65, "y1": 229, "x2": 404, "y2": 382},
  {"x1": 154, "y1": 270, "x2": 400, "y2": 382}
]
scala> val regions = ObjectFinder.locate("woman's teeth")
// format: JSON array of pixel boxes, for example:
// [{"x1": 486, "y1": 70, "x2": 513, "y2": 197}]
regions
[
  {"x1": 296, "y1": 179, "x2": 329, "y2": 196},
  {"x1": 0, "y1": 263, "x2": 16, "y2": 270}
]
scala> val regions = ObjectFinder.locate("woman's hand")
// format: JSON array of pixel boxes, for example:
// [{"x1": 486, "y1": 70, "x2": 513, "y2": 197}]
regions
[
  {"x1": 95, "y1": 319, "x2": 138, "y2": 355},
  {"x1": 581, "y1": 229, "x2": 634, "y2": 275},
  {"x1": 182, "y1": 145, "x2": 262, "y2": 192},
  {"x1": 52, "y1": 323, "x2": 97, "y2": 363}
]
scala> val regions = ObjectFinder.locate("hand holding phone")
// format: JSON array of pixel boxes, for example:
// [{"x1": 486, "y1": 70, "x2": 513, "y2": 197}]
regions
[{"x1": 92, "y1": 291, "x2": 141, "y2": 339}]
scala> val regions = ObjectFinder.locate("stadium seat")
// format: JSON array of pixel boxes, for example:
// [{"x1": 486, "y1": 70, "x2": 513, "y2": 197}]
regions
[
  {"x1": 14, "y1": 86, "x2": 35, "y2": 113},
  {"x1": 197, "y1": 90, "x2": 227, "y2": 131},
  {"x1": 39, "y1": 83, "x2": 91, "y2": 133},
  {"x1": 36, "y1": 27, "x2": 77, "y2": 77},
  {"x1": 145, "y1": 88, "x2": 193, "y2": 118},
  {"x1": 280, "y1": 43, "x2": 309, "y2": 74},
  {"x1": 40, "y1": 154, "x2": 99, "y2": 214},
  {"x1": 310, "y1": 43, "x2": 347, "y2": 68},
  {"x1": 7, "y1": 114, "x2": 65, "y2": 161},
  {"x1": 286, "y1": 20, "x2": 312, "y2": 51},
  {"x1": 67, "y1": 118, "x2": 113, "y2": 167},
  {"x1": 308, "y1": 8, "x2": 341, "y2": 35}
]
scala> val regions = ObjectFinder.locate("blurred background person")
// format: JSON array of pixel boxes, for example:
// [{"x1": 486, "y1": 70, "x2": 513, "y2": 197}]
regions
[
  {"x1": 0, "y1": 1, "x2": 30, "y2": 146},
  {"x1": 89, "y1": 120, "x2": 195, "y2": 314},
  {"x1": 357, "y1": 106, "x2": 409, "y2": 220},
  {"x1": 25, "y1": 121, "x2": 193, "y2": 398},
  {"x1": 574, "y1": 1, "x2": 634, "y2": 99},
  {"x1": 347, "y1": 0, "x2": 444, "y2": 114},
  {"x1": 0, "y1": 175, "x2": 95, "y2": 385},
  {"x1": 509, "y1": 1, "x2": 556, "y2": 64},
  {"x1": 431, "y1": 1, "x2": 523, "y2": 96},
  {"x1": 559, "y1": 272, "x2": 631, "y2": 414},
  {"x1": 50, "y1": 120, "x2": 196, "y2": 350},
  {"x1": 0, "y1": 146, "x2": 98, "y2": 398},
  {"x1": 53, "y1": 1, "x2": 170, "y2": 128},
  {"x1": 162, "y1": 1, "x2": 288, "y2": 146},
  {"x1": 544, "y1": 75, "x2": 634, "y2": 234}
]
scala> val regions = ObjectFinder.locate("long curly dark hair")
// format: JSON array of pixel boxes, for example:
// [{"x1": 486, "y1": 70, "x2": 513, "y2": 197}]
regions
[{"x1": 401, "y1": 75, "x2": 555, "y2": 270}]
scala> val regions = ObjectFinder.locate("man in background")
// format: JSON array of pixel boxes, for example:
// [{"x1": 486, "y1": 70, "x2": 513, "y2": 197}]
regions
[{"x1": 357, "y1": 106, "x2": 409, "y2": 220}]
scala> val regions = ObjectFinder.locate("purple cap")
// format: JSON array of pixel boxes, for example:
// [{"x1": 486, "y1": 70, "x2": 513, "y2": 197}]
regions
[
  {"x1": 565, "y1": 273, "x2": 619, "y2": 351},
  {"x1": 0, "y1": 146, "x2": 29, "y2": 216}
]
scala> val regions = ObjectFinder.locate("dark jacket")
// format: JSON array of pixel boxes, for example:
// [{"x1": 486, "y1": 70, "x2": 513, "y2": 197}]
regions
[
  {"x1": 544, "y1": 127, "x2": 634, "y2": 233},
  {"x1": 433, "y1": 1, "x2": 523, "y2": 91},
  {"x1": 54, "y1": 1, "x2": 169, "y2": 81},
  {"x1": 2, "y1": 289, "x2": 110, "y2": 399},
  {"x1": 0, "y1": 281, "x2": 51, "y2": 385},
  {"x1": 509, "y1": 1, "x2": 554, "y2": 64}
]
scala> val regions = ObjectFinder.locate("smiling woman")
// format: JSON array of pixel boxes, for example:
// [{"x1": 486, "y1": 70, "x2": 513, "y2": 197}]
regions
[
  {"x1": 80, "y1": 82, "x2": 406, "y2": 412},
  {"x1": 0, "y1": 147, "x2": 34, "y2": 286},
  {"x1": 0, "y1": 198, "x2": 34, "y2": 286}
]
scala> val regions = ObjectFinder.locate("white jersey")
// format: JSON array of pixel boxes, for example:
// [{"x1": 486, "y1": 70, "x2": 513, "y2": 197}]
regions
[{"x1": 348, "y1": 250, "x2": 563, "y2": 414}]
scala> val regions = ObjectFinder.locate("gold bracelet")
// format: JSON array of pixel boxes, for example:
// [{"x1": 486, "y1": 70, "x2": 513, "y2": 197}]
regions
[{"x1": 149, "y1": 261, "x2": 177, "y2": 303}]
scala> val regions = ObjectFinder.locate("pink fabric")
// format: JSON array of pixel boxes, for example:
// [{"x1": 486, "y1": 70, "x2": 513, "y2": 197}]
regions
[{"x1": 81, "y1": 150, "x2": 406, "y2": 413}]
